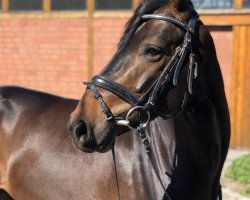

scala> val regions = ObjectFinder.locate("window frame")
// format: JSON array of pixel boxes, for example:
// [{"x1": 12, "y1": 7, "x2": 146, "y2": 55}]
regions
[
  {"x1": 1, "y1": 0, "x2": 248, "y2": 12},
  {"x1": 235, "y1": 0, "x2": 244, "y2": 8},
  {"x1": 1, "y1": 0, "x2": 140, "y2": 12}
]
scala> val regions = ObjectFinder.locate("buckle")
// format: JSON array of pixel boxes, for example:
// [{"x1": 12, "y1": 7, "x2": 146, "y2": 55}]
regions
[{"x1": 106, "y1": 113, "x2": 114, "y2": 122}]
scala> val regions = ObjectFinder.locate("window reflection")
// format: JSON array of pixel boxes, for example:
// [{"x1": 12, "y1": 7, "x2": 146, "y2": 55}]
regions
[
  {"x1": 9, "y1": 0, "x2": 43, "y2": 11},
  {"x1": 51, "y1": 0, "x2": 86, "y2": 11},
  {"x1": 193, "y1": 0, "x2": 234, "y2": 9},
  {"x1": 244, "y1": 0, "x2": 250, "y2": 7},
  {"x1": 95, "y1": 0, "x2": 132, "y2": 10}
]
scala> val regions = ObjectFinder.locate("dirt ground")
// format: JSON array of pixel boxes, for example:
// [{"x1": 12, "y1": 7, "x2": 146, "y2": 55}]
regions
[{"x1": 221, "y1": 149, "x2": 250, "y2": 200}]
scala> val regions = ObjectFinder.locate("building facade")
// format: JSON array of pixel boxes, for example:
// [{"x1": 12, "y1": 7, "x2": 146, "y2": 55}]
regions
[{"x1": 0, "y1": 0, "x2": 250, "y2": 148}]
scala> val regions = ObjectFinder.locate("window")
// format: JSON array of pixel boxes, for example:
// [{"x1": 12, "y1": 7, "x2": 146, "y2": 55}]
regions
[
  {"x1": 9, "y1": 0, "x2": 43, "y2": 11},
  {"x1": 95, "y1": 0, "x2": 132, "y2": 10},
  {"x1": 193, "y1": 0, "x2": 234, "y2": 9},
  {"x1": 51, "y1": 0, "x2": 86, "y2": 11},
  {"x1": 244, "y1": 0, "x2": 250, "y2": 7}
]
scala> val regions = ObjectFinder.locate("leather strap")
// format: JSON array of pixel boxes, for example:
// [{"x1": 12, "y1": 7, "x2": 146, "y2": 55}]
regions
[
  {"x1": 142, "y1": 14, "x2": 188, "y2": 32},
  {"x1": 144, "y1": 47, "x2": 182, "y2": 109},
  {"x1": 86, "y1": 83, "x2": 116, "y2": 123},
  {"x1": 91, "y1": 76, "x2": 139, "y2": 107},
  {"x1": 173, "y1": 14, "x2": 197, "y2": 86},
  {"x1": 112, "y1": 147, "x2": 121, "y2": 200}
]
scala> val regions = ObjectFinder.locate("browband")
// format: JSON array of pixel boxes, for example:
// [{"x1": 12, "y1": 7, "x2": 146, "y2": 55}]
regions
[{"x1": 142, "y1": 14, "x2": 191, "y2": 33}]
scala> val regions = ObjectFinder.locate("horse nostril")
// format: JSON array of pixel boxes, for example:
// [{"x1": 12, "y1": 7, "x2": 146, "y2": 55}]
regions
[
  {"x1": 71, "y1": 118, "x2": 97, "y2": 151},
  {"x1": 74, "y1": 120, "x2": 88, "y2": 143}
]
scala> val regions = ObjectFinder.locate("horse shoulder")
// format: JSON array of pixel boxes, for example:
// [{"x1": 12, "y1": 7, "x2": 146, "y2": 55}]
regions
[
  {"x1": 0, "y1": 86, "x2": 78, "y2": 199},
  {"x1": 0, "y1": 87, "x2": 23, "y2": 198}
]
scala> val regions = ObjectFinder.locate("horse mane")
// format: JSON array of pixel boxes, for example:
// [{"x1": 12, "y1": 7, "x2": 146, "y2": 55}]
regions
[{"x1": 118, "y1": 0, "x2": 168, "y2": 50}]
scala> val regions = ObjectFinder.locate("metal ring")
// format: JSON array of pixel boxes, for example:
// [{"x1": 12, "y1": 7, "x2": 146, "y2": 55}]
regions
[
  {"x1": 125, "y1": 106, "x2": 150, "y2": 130},
  {"x1": 194, "y1": 62, "x2": 198, "y2": 79}
]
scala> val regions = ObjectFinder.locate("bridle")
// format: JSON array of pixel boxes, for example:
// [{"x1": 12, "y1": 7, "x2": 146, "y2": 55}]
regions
[
  {"x1": 84, "y1": 9, "x2": 200, "y2": 200},
  {"x1": 84, "y1": 10, "x2": 199, "y2": 139}
]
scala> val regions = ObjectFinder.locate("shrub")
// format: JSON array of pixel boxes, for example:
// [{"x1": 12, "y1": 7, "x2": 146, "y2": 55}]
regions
[
  {"x1": 242, "y1": 186, "x2": 250, "y2": 197},
  {"x1": 226, "y1": 154, "x2": 250, "y2": 197},
  {"x1": 226, "y1": 154, "x2": 250, "y2": 184}
]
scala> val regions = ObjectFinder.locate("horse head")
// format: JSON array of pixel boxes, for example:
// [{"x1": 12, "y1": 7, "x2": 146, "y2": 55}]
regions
[{"x1": 68, "y1": 0, "x2": 206, "y2": 153}]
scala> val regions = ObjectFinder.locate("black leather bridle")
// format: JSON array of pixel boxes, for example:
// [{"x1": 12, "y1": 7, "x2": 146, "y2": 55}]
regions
[
  {"x1": 83, "y1": 10, "x2": 223, "y2": 200},
  {"x1": 84, "y1": 11, "x2": 199, "y2": 138}
]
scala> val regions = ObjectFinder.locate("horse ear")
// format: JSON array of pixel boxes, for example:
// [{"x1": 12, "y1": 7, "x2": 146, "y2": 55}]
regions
[{"x1": 170, "y1": 0, "x2": 190, "y2": 11}]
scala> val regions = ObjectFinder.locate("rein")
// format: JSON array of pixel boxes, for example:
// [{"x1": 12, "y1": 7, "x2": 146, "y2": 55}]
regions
[{"x1": 84, "y1": 10, "x2": 199, "y2": 200}]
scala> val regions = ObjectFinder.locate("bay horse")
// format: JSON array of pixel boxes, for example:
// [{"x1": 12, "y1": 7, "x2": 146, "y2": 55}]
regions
[
  {"x1": 69, "y1": 0, "x2": 230, "y2": 199},
  {"x1": 0, "y1": 0, "x2": 230, "y2": 199}
]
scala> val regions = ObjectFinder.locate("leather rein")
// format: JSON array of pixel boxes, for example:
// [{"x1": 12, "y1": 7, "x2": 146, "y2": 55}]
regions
[{"x1": 84, "y1": 11, "x2": 199, "y2": 200}]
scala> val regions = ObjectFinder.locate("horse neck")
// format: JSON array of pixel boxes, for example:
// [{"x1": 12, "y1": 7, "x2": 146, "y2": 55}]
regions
[
  {"x1": 147, "y1": 116, "x2": 211, "y2": 199},
  {"x1": 164, "y1": 117, "x2": 196, "y2": 198},
  {"x1": 165, "y1": 110, "x2": 218, "y2": 200}
]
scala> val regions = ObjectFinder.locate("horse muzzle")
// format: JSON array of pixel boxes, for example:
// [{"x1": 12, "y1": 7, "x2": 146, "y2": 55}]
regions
[{"x1": 68, "y1": 117, "x2": 115, "y2": 153}]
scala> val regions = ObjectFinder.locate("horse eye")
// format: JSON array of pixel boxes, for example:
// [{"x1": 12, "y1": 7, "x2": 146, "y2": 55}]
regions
[{"x1": 144, "y1": 46, "x2": 162, "y2": 56}]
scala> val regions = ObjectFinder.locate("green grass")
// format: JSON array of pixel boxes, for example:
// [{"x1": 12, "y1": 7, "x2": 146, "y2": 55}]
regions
[
  {"x1": 226, "y1": 154, "x2": 250, "y2": 197},
  {"x1": 242, "y1": 186, "x2": 250, "y2": 197}
]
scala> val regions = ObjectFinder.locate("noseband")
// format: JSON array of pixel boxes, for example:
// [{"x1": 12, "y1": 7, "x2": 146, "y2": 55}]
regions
[{"x1": 84, "y1": 11, "x2": 199, "y2": 139}]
